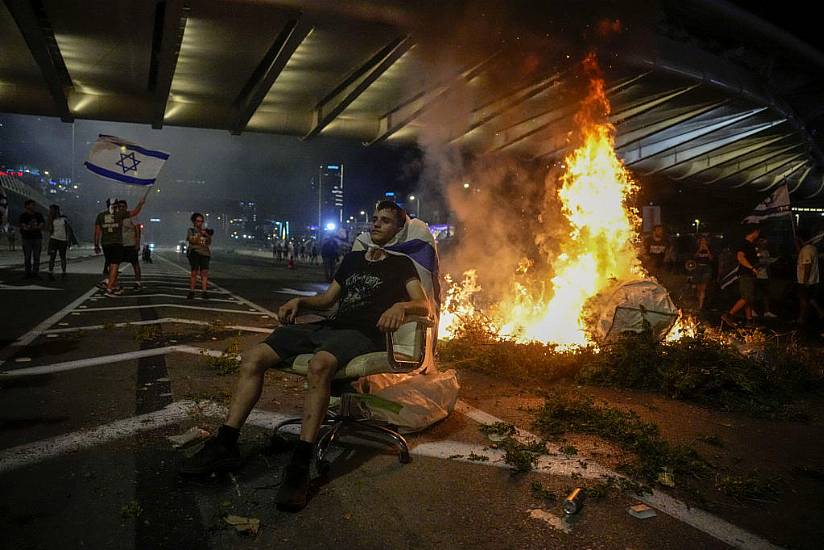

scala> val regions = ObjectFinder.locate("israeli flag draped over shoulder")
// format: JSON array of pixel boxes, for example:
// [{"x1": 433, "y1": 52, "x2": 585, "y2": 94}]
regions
[
  {"x1": 84, "y1": 134, "x2": 170, "y2": 186},
  {"x1": 352, "y1": 217, "x2": 441, "y2": 371}
]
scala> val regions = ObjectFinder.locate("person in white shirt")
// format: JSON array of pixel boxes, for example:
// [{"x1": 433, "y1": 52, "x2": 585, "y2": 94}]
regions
[
  {"x1": 796, "y1": 228, "x2": 824, "y2": 325},
  {"x1": 47, "y1": 204, "x2": 69, "y2": 280}
]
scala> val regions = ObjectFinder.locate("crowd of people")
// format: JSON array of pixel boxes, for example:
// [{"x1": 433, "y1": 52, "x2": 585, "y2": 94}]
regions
[
  {"x1": 271, "y1": 235, "x2": 347, "y2": 282},
  {"x1": 642, "y1": 222, "x2": 824, "y2": 335}
]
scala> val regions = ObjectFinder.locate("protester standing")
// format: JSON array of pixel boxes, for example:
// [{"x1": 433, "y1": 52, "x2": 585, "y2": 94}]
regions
[
  {"x1": 643, "y1": 224, "x2": 670, "y2": 278},
  {"x1": 47, "y1": 204, "x2": 70, "y2": 280},
  {"x1": 693, "y1": 236, "x2": 713, "y2": 311},
  {"x1": 754, "y1": 238, "x2": 777, "y2": 319},
  {"x1": 6, "y1": 223, "x2": 16, "y2": 251},
  {"x1": 94, "y1": 195, "x2": 146, "y2": 296},
  {"x1": 18, "y1": 200, "x2": 45, "y2": 279},
  {"x1": 119, "y1": 200, "x2": 143, "y2": 291},
  {"x1": 186, "y1": 212, "x2": 212, "y2": 300},
  {"x1": 721, "y1": 224, "x2": 761, "y2": 327},
  {"x1": 796, "y1": 228, "x2": 824, "y2": 326}
]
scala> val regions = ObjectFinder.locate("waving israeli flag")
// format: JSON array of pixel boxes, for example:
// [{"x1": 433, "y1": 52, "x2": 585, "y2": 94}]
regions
[{"x1": 84, "y1": 135, "x2": 170, "y2": 186}]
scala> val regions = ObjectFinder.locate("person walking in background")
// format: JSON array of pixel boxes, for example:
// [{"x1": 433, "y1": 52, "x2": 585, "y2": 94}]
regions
[
  {"x1": 321, "y1": 236, "x2": 339, "y2": 282},
  {"x1": 186, "y1": 212, "x2": 212, "y2": 300},
  {"x1": 754, "y1": 237, "x2": 777, "y2": 319},
  {"x1": 796, "y1": 227, "x2": 824, "y2": 326},
  {"x1": 6, "y1": 223, "x2": 16, "y2": 251},
  {"x1": 287, "y1": 240, "x2": 295, "y2": 269},
  {"x1": 142, "y1": 244, "x2": 153, "y2": 263},
  {"x1": 46, "y1": 204, "x2": 70, "y2": 280},
  {"x1": 693, "y1": 236, "x2": 713, "y2": 311},
  {"x1": 18, "y1": 200, "x2": 44, "y2": 279},
  {"x1": 642, "y1": 224, "x2": 671, "y2": 278},
  {"x1": 119, "y1": 200, "x2": 143, "y2": 292},
  {"x1": 721, "y1": 224, "x2": 761, "y2": 327}
]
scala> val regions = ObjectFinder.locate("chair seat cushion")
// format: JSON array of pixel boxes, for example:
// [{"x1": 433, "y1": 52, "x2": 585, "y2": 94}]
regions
[{"x1": 280, "y1": 351, "x2": 416, "y2": 380}]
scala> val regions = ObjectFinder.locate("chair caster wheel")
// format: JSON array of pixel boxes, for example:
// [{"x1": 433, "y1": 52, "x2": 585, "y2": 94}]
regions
[
  {"x1": 267, "y1": 433, "x2": 293, "y2": 454},
  {"x1": 399, "y1": 452, "x2": 411, "y2": 464},
  {"x1": 316, "y1": 459, "x2": 331, "y2": 477}
]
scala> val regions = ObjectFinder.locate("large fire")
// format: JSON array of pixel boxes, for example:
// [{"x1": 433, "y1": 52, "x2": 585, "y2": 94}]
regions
[{"x1": 439, "y1": 54, "x2": 679, "y2": 346}]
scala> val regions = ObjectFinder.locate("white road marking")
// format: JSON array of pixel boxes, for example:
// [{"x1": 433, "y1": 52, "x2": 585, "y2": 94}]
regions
[
  {"x1": 275, "y1": 288, "x2": 318, "y2": 297},
  {"x1": 528, "y1": 509, "x2": 572, "y2": 534},
  {"x1": 68, "y1": 303, "x2": 269, "y2": 315},
  {"x1": 157, "y1": 255, "x2": 276, "y2": 316},
  {"x1": 0, "y1": 285, "x2": 100, "y2": 367},
  {"x1": 37, "y1": 318, "x2": 272, "y2": 336},
  {"x1": 0, "y1": 400, "x2": 224, "y2": 473},
  {"x1": 0, "y1": 281, "x2": 60, "y2": 291},
  {"x1": 0, "y1": 345, "x2": 228, "y2": 377},
  {"x1": 102, "y1": 293, "x2": 239, "y2": 303}
]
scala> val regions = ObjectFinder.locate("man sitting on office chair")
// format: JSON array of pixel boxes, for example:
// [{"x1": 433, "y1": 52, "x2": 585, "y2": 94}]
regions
[{"x1": 180, "y1": 200, "x2": 430, "y2": 511}]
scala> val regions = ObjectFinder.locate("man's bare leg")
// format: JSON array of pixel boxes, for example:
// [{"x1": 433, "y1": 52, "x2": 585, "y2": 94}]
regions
[
  {"x1": 200, "y1": 269, "x2": 209, "y2": 291},
  {"x1": 300, "y1": 351, "x2": 338, "y2": 443},
  {"x1": 225, "y1": 343, "x2": 280, "y2": 428},
  {"x1": 106, "y1": 262, "x2": 119, "y2": 290}
]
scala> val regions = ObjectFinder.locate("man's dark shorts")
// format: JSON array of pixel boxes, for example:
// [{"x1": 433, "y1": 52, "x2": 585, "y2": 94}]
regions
[
  {"x1": 798, "y1": 283, "x2": 819, "y2": 301},
  {"x1": 123, "y1": 246, "x2": 138, "y2": 264},
  {"x1": 263, "y1": 323, "x2": 382, "y2": 368},
  {"x1": 739, "y1": 275, "x2": 756, "y2": 304},
  {"x1": 102, "y1": 244, "x2": 124, "y2": 265},
  {"x1": 188, "y1": 251, "x2": 210, "y2": 270}
]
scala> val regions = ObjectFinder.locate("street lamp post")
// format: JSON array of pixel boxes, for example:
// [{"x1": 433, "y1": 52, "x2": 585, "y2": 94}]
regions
[{"x1": 408, "y1": 194, "x2": 421, "y2": 218}]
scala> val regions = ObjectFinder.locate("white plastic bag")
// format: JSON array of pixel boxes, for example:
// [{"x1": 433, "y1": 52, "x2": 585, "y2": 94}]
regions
[{"x1": 352, "y1": 370, "x2": 460, "y2": 433}]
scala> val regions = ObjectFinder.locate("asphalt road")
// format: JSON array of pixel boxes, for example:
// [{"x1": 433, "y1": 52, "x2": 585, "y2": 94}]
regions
[{"x1": 0, "y1": 249, "x2": 792, "y2": 549}]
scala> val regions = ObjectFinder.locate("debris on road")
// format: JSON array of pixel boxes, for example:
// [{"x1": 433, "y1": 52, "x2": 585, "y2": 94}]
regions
[
  {"x1": 528, "y1": 508, "x2": 571, "y2": 534},
  {"x1": 223, "y1": 515, "x2": 260, "y2": 536},
  {"x1": 167, "y1": 426, "x2": 210, "y2": 448},
  {"x1": 627, "y1": 503, "x2": 657, "y2": 519},
  {"x1": 563, "y1": 487, "x2": 585, "y2": 515}
]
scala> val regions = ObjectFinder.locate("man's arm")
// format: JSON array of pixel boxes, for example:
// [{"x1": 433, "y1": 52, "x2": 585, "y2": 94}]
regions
[
  {"x1": 94, "y1": 224, "x2": 102, "y2": 253},
  {"x1": 736, "y1": 251, "x2": 757, "y2": 275},
  {"x1": 802, "y1": 263, "x2": 812, "y2": 284},
  {"x1": 127, "y1": 196, "x2": 146, "y2": 218},
  {"x1": 377, "y1": 279, "x2": 430, "y2": 333},
  {"x1": 277, "y1": 281, "x2": 342, "y2": 323}
]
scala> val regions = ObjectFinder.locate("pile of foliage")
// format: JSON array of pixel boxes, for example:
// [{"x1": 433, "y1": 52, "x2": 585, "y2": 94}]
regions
[{"x1": 439, "y1": 323, "x2": 821, "y2": 417}]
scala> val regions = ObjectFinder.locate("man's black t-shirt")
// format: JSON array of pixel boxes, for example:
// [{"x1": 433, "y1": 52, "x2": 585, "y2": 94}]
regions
[
  {"x1": 18, "y1": 211, "x2": 44, "y2": 239},
  {"x1": 329, "y1": 251, "x2": 420, "y2": 343},
  {"x1": 737, "y1": 239, "x2": 758, "y2": 277},
  {"x1": 645, "y1": 235, "x2": 669, "y2": 268}
]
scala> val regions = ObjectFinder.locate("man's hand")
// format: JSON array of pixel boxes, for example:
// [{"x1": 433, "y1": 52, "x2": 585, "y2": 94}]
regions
[
  {"x1": 278, "y1": 298, "x2": 301, "y2": 324},
  {"x1": 377, "y1": 303, "x2": 406, "y2": 333}
]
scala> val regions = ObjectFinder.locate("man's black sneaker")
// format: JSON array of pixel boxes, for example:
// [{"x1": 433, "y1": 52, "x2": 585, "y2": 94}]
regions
[
  {"x1": 178, "y1": 437, "x2": 241, "y2": 476},
  {"x1": 186, "y1": 291, "x2": 195, "y2": 300},
  {"x1": 201, "y1": 291, "x2": 210, "y2": 300},
  {"x1": 275, "y1": 462, "x2": 311, "y2": 512}
]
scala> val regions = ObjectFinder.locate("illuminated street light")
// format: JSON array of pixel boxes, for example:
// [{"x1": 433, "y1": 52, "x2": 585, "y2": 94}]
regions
[{"x1": 463, "y1": 182, "x2": 470, "y2": 189}]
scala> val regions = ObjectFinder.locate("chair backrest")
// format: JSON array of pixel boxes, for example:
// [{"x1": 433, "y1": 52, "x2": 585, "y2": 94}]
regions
[
  {"x1": 392, "y1": 319, "x2": 428, "y2": 361},
  {"x1": 352, "y1": 217, "x2": 440, "y2": 372}
]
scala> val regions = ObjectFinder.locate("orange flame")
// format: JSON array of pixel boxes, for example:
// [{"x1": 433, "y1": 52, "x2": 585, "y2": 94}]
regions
[{"x1": 439, "y1": 54, "x2": 672, "y2": 346}]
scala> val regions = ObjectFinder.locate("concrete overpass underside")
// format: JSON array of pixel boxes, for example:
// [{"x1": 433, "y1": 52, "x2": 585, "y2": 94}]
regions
[{"x1": 2, "y1": 0, "x2": 823, "y2": 197}]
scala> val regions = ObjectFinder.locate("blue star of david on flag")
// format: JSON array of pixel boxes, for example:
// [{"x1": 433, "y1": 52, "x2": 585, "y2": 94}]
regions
[
  {"x1": 84, "y1": 135, "x2": 170, "y2": 186},
  {"x1": 115, "y1": 152, "x2": 141, "y2": 174}
]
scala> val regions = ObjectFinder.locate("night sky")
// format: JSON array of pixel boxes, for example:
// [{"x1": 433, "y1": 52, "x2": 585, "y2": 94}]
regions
[{"x1": 0, "y1": 113, "x2": 421, "y2": 226}]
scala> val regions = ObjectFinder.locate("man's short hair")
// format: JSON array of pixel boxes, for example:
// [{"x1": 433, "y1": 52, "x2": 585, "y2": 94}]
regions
[
  {"x1": 191, "y1": 212, "x2": 204, "y2": 223},
  {"x1": 743, "y1": 223, "x2": 760, "y2": 236},
  {"x1": 374, "y1": 200, "x2": 406, "y2": 227},
  {"x1": 24, "y1": 199, "x2": 35, "y2": 207}
]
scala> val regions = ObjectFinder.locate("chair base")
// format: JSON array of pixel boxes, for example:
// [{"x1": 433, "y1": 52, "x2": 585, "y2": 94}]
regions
[{"x1": 271, "y1": 394, "x2": 411, "y2": 467}]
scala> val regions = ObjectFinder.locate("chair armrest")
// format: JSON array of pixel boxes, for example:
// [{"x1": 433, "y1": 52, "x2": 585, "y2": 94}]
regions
[{"x1": 384, "y1": 315, "x2": 434, "y2": 372}]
